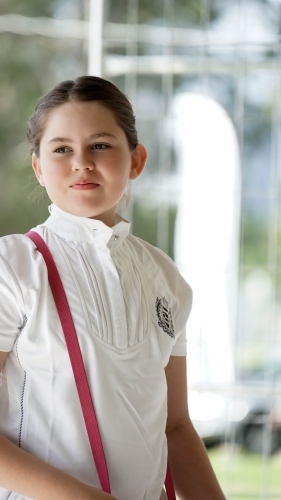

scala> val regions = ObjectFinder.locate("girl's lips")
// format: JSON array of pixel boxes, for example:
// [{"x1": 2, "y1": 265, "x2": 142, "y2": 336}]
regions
[{"x1": 71, "y1": 182, "x2": 99, "y2": 190}]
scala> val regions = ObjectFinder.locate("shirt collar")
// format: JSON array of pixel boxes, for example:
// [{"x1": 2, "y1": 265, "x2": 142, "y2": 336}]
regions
[{"x1": 40, "y1": 204, "x2": 131, "y2": 247}]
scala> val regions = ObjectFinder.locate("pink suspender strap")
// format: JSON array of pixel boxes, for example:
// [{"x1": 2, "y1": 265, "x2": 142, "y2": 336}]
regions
[
  {"x1": 165, "y1": 463, "x2": 176, "y2": 500},
  {"x1": 26, "y1": 231, "x2": 111, "y2": 494},
  {"x1": 26, "y1": 230, "x2": 176, "y2": 500}
]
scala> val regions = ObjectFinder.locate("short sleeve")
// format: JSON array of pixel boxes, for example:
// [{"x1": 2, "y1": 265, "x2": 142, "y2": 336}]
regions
[
  {"x1": 154, "y1": 261, "x2": 192, "y2": 364},
  {"x1": 171, "y1": 327, "x2": 187, "y2": 356},
  {"x1": 0, "y1": 240, "x2": 26, "y2": 352},
  {"x1": 150, "y1": 246, "x2": 192, "y2": 346},
  {"x1": 169, "y1": 267, "x2": 192, "y2": 356}
]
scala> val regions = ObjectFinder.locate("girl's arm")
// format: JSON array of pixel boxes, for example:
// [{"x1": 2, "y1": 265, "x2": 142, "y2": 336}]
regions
[
  {"x1": 0, "y1": 351, "x2": 8, "y2": 369},
  {"x1": 165, "y1": 356, "x2": 226, "y2": 500},
  {"x1": 0, "y1": 434, "x2": 118, "y2": 500},
  {"x1": 0, "y1": 352, "x2": 117, "y2": 500}
]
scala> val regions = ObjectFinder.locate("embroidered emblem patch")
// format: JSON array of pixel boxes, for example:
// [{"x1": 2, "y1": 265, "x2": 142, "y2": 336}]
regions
[{"x1": 155, "y1": 296, "x2": 175, "y2": 338}]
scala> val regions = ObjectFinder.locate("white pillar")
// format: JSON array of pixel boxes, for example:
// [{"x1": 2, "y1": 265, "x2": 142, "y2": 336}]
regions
[
  {"x1": 88, "y1": 0, "x2": 104, "y2": 76},
  {"x1": 173, "y1": 93, "x2": 241, "y2": 388}
]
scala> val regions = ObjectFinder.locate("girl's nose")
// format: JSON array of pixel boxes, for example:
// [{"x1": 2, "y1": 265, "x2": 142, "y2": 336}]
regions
[{"x1": 72, "y1": 151, "x2": 95, "y2": 171}]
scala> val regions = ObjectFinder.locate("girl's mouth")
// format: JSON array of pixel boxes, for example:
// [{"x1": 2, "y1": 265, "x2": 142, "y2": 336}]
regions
[{"x1": 71, "y1": 182, "x2": 99, "y2": 190}]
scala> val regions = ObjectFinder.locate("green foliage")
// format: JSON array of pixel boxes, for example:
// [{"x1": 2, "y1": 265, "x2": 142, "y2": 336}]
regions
[
  {"x1": 241, "y1": 213, "x2": 281, "y2": 277},
  {"x1": 0, "y1": 0, "x2": 53, "y2": 17},
  {"x1": 208, "y1": 446, "x2": 281, "y2": 498},
  {"x1": 0, "y1": 1, "x2": 87, "y2": 235},
  {"x1": 132, "y1": 200, "x2": 177, "y2": 259},
  {"x1": 173, "y1": 0, "x2": 220, "y2": 27},
  {"x1": 241, "y1": 216, "x2": 268, "y2": 267},
  {"x1": 106, "y1": 0, "x2": 220, "y2": 26}
]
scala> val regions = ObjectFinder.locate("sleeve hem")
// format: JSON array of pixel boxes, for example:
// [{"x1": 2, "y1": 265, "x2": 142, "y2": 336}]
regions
[
  {"x1": 171, "y1": 340, "x2": 187, "y2": 356},
  {"x1": 0, "y1": 339, "x2": 15, "y2": 352}
]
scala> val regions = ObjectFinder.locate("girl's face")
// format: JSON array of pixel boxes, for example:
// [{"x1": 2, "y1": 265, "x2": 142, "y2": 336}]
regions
[{"x1": 32, "y1": 101, "x2": 147, "y2": 226}]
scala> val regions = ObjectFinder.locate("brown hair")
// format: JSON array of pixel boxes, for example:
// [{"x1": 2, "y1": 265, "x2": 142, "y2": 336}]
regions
[{"x1": 27, "y1": 76, "x2": 138, "y2": 156}]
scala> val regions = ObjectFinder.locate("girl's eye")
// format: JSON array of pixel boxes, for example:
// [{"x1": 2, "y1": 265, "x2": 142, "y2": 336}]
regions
[
  {"x1": 92, "y1": 144, "x2": 109, "y2": 150},
  {"x1": 54, "y1": 146, "x2": 70, "y2": 153}
]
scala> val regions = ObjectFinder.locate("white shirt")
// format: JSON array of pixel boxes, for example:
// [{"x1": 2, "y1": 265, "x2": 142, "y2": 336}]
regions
[{"x1": 0, "y1": 205, "x2": 192, "y2": 500}]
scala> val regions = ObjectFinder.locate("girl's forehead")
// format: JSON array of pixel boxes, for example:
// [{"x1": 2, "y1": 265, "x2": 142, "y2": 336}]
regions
[
  {"x1": 42, "y1": 101, "x2": 119, "y2": 138},
  {"x1": 47, "y1": 100, "x2": 115, "y2": 122}
]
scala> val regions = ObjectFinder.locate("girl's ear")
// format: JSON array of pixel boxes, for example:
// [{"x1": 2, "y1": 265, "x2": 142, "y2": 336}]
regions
[
  {"x1": 129, "y1": 144, "x2": 148, "y2": 180},
  {"x1": 32, "y1": 153, "x2": 45, "y2": 186}
]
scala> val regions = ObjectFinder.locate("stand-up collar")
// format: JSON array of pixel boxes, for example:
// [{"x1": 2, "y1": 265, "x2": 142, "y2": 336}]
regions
[{"x1": 40, "y1": 204, "x2": 131, "y2": 247}]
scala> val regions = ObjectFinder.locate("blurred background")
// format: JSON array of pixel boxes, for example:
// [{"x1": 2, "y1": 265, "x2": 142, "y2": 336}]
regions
[{"x1": 1, "y1": 0, "x2": 281, "y2": 498}]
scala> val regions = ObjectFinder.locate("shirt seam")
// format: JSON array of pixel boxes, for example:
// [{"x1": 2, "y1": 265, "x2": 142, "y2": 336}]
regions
[{"x1": 16, "y1": 315, "x2": 28, "y2": 448}]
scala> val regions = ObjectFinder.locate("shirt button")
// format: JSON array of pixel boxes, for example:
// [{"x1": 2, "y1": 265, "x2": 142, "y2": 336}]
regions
[{"x1": 114, "y1": 235, "x2": 119, "y2": 241}]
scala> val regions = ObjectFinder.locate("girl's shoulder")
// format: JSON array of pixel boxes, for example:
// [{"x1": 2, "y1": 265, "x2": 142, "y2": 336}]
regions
[
  {"x1": 127, "y1": 233, "x2": 176, "y2": 266},
  {"x1": 0, "y1": 232, "x2": 46, "y2": 288},
  {"x1": 126, "y1": 233, "x2": 192, "y2": 299},
  {"x1": 127, "y1": 233, "x2": 187, "y2": 273},
  {"x1": 0, "y1": 232, "x2": 38, "y2": 264}
]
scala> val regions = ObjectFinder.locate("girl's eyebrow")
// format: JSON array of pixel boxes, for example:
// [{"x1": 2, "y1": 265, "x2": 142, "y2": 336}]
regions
[{"x1": 48, "y1": 132, "x2": 117, "y2": 144}]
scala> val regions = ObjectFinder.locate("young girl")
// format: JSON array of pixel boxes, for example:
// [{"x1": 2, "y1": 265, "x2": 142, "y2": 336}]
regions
[{"x1": 0, "y1": 76, "x2": 225, "y2": 500}]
